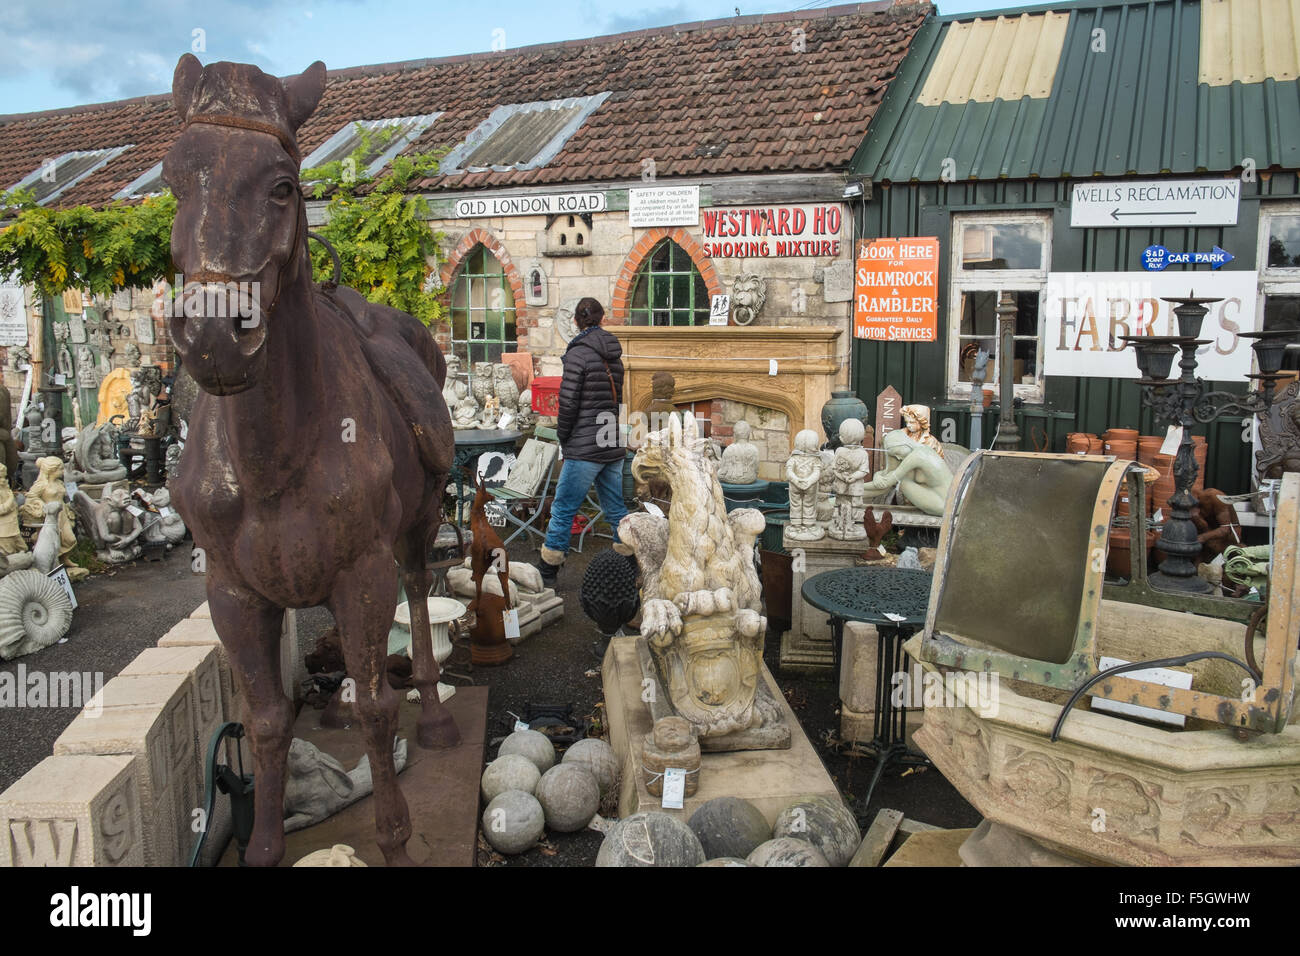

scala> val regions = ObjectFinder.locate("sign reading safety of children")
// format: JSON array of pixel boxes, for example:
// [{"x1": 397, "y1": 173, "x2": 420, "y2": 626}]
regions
[{"x1": 853, "y1": 238, "x2": 939, "y2": 341}]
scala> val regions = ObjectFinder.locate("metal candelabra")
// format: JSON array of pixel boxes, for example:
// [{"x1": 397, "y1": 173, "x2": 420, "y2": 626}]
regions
[{"x1": 1121, "y1": 294, "x2": 1297, "y2": 593}]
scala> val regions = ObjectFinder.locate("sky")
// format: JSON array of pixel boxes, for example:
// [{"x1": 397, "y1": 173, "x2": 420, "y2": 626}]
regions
[{"x1": 0, "y1": 0, "x2": 1011, "y2": 115}]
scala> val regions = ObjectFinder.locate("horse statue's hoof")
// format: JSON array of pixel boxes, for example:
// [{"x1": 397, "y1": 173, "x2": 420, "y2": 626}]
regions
[{"x1": 417, "y1": 708, "x2": 461, "y2": 750}]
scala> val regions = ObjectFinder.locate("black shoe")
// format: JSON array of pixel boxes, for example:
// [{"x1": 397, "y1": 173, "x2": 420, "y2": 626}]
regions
[{"x1": 536, "y1": 559, "x2": 560, "y2": 587}]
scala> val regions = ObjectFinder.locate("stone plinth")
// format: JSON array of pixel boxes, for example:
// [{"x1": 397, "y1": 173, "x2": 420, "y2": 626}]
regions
[
  {"x1": 602, "y1": 635, "x2": 838, "y2": 825},
  {"x1": 0, "y1": 754, "x2": 145, "y2": 866},
  {"x1": 780, "y1": 528, "x2": 862, "y2": 674}
]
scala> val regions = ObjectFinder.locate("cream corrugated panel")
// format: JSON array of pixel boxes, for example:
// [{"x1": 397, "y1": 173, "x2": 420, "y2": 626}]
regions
[
  {"x1": 1200, "y1": 0, "x2": 1300, "y2": 84},
  {"x1": 917, "y1": 12, "x2": 1070, "y2": 105}
]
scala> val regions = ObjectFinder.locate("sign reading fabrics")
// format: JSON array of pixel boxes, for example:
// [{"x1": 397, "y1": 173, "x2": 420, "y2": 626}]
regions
[
  {"x1": 1042, "y1": 271, "x2": 1259, "y2": 380},
  {"x1": 1070, "y1": 178, "x2": 1240, "y2": 228},
  {"x1": 453, "y1": 192, "x2": 607, "y2": 218},
  {"x1": 629, "y1": 185, "x2": 699, "y2": 228},
  {"x1": 852, "y1": 237, "x2": 939, "y2": 341},
  {"x1": 700, "y1": 204, "x2": 844, "y2": 257}
]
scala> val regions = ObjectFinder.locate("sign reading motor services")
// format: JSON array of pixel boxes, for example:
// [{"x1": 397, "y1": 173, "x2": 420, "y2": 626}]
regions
[
  {"x1": 852, "y1": 238, "x2": 939, "y2": 341},
  {"x1": 1042, "y1": 271, "x2": 1259, "y2": 380},
  {"x1": 700, "y1": 204, "x2": 843, "y2": 257}
]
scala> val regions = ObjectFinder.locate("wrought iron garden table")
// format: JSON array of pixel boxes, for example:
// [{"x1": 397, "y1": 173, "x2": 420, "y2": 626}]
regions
[{"x1": 801, "y1": 565, "x2": 933, "y2": 812}]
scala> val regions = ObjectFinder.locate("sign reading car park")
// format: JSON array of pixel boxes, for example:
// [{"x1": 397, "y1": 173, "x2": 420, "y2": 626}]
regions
[
  {"x1": 1070, "y1": 179, "x2": 1240, "y2": 228},
  {"x1": 453, "y1": 192, "x2": 606, "y2": 218}
]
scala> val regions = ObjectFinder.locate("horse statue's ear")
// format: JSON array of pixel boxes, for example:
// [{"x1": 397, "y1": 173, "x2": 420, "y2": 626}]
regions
[
  {"x1": 172, "y1": 53, "x2": 203, "y2": 122},
  {"x1": 283, "y1": 61, "x2": 327, "y2": 132}
]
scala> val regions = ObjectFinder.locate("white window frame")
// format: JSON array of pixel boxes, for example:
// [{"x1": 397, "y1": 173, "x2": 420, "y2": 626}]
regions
[
  {"x1": 300, "y1": 113, "x2": 442, "y2": 179},
  {"x1": 1256, "y1": 200, "x2": 1300, "y2": 374},
  {"x1": 10, "y1": 146, "x2": 133, "y2": 206},
  {"x1": 947, "y1": 210, "x2": 1052, "y2": 403}
]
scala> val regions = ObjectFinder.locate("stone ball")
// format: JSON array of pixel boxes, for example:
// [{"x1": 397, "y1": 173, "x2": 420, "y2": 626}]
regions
[
  {"x1": 480, "y1": 753, "x2": 541, "y2": 803},
  {"x1": 561, "y1": 738, "x2": 619, "y2": 798},
  {"x1": 697, "y1": 857, "x2": 752, "y2": 867},
  {"x1": 482, "y1": 790, "x2": 545, "y2": 855},
  {"x1": 595, "y1": 812, "x2": 706, "y2": 867},
  {"x1": 498, "y1": 729, "x2": 556, "y2": 773},
  {"x1": 688, "y1": 796, "x2": 772, "y2": 860},
  {"x1": 747, "y1": 837, "x2": 831, "y2": 867},
  {"x1": 773, "y1": 796, "x2": 862, "y2": 867},
  {"x1": 534, "y1": 764, "x2": 600, "y2": 832}
]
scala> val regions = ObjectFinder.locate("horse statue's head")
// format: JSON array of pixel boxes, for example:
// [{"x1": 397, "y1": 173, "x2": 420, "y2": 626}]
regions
[{"x1": 163, "y1": 54, "x2": 326, "y2": 395}]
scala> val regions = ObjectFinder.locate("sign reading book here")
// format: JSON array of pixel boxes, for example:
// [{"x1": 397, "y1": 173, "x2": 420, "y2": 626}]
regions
[{"x1": 853, "y1": 238, "x2": 939, "y2": 341}]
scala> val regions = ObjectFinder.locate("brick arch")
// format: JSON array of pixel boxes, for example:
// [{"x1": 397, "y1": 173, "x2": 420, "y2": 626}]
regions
[
  {"x1": 439, "y1": 227, "x2": 529, "y2": 346},
  {"x1": 610, "y1": 227, "x2": 722, "y2": 324}
]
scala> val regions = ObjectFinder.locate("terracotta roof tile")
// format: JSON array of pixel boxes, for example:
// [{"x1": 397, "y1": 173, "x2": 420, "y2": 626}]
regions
[{"x1": 0, "y1": 1, "x2": 929, "y2": 208}]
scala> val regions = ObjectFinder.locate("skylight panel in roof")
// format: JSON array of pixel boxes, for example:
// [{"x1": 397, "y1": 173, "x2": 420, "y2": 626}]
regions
[
  {"x1": 10, "y1": 146, "x2": 133, "y2": 205},
  {"x1": 115, "y1": 162, "x2": 165, "y2": 200},
  {"x1": 300, "y1": 114, "x2": 442, "y2": 178},
  {"x1": 441, "y1": 93, "x2": 610, "y2": 174}
]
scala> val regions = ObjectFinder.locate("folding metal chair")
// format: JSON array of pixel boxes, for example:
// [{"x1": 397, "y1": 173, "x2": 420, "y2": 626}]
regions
[{"x1": 488, "y1": 428, "x2": 559, "y2": 546}]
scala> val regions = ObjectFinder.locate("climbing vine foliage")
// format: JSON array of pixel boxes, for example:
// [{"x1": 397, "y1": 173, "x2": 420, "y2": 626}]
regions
[{"x1": 0, "y1": 122, "x2": 447, "y2": 327}]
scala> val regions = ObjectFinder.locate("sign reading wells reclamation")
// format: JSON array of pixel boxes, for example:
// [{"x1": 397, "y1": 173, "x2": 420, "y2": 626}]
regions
[{"x1": 853, "y1": 237, "x2": 939, "y2": 341}]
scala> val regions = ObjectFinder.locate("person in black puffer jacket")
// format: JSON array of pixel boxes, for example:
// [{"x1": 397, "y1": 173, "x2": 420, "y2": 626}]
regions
[{"x1": 536, "y1": 297, "x2": 629, "y2": 585}]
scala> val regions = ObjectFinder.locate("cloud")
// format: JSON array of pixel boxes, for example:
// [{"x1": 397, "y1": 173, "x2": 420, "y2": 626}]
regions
[
  {"x1": 602, "y1": 3, "x2": 697, "y2": 33},
  {"x1": 0, "y1": 0, "x2": 320, "y2": 105}
]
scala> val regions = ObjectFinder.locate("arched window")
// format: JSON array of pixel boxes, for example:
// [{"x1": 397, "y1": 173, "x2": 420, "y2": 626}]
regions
[
  {"x1": 449, "y1": 244, "x2": 517, "y2": 370},
  {"x1": 628, "y1": 238, "x2": 710, "y2": 326}
]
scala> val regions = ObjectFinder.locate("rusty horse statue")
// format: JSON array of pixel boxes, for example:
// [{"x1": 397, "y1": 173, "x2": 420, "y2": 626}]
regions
[{"x1": 164, "y1": 54, "x2": 457, "y2": 866}]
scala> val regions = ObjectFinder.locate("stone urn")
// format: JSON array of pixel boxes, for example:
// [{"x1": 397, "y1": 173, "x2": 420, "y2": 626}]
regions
[
  {"x1": 394, "y1": 596, "x2": 466, "y2": 701},
  {"x1": 820, "y1": 390, "x2": 868, "y2": 448}
]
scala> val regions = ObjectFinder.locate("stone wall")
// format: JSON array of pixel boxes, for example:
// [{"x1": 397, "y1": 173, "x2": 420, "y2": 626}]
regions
[{"x1": 708, "y1": 399, "x2": 790, "y2": 482}]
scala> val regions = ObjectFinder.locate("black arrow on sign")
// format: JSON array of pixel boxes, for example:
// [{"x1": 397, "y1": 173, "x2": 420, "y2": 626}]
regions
[{"x1": 1110, "y1": 209, "x2": 1198, "y2": 220}]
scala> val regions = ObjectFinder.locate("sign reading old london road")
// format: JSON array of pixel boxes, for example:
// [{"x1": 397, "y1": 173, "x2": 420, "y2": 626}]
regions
[
  {"x1": 1070, "y1": 178, "x2": 1241, "y2": 227},
  {"x1": 453, "y1": 192, "x2": 607, "y2": 217}
]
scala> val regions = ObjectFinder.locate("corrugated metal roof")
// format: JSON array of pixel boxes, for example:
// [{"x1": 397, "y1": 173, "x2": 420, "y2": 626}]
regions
[
  {"x1": 918, "y1": 13, "x2": 1070, "y2": 104},
  {"x1": 853, "y1": 0, "x2": 1300, "y2": 183}
]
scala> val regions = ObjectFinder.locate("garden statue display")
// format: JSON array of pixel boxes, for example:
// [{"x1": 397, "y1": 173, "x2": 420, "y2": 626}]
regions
[
  {"x1": 784, "y1": 429, "x2": 825, "y2": 541},
  {"x1": 621, "y1": 412, "x2": 770, "y2": 740},
  {"x1": 18, "y1": 406, "x2": 50, "y2": 484},
  {"x1": 827, "y1": 418, "x2": 871, "y2": 540},
  {"x1": 283, "y1": 737, "x2": 409, "y2": 833},
  {"x1": 0, "y1": 466, "x2": 30, "y2": 562},
  {"x1": 862, "y1": 426, "x2": 955, "y2": 516},
  {"x1": 515, "y1": 388, "x2": 536, "y2": 430},
  {"x1": 141, "y1": 487, "x2": 187, "y2": 546},
  {"x1": 451, "y1": 380, "x2": 480, "y2": 429},
  {"x1": 72, "y1": 486, "x2": 144, "y2": 564},
  {"x1": 164, "y1": 53, "x2": 459, "y2": 867},
  {"x1": 816, "y1": 447, "x2": 835, "y2": 521},
  {"x1": 492, "y1": 363, "x2": 520, "y2": 416},
  {"x1": 717, "y1": 420, "x2": 760, "y2": 484}
]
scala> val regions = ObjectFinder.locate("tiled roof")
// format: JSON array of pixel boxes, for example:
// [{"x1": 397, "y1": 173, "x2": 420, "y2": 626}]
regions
[{"x1": 0, "y1": 1, "x2": 929, "y2": 208}]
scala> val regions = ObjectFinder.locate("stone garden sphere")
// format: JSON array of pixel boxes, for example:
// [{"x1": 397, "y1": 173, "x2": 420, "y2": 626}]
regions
[
  {"x1": 481, "y1": 753, "x2": 541, "y2": 803},
  {"x1": 838, "y1": 417, "x2": 866, "y2": 446},
  {"x1": 482, "y1": 790, "x2": 546, "y2": 856},
  {"x1": 498, "y1": 729, "x2": 556, "y2": 773},
  {"x1": 773, "y1": 796, "x2": 862, "y2": 867},
  {"x1": 534, "y1": 764, "x2": 600, "y2": 832},
  {"x1": 561, "y1": 738, "x2": 619, "y2": 798},
  {"x1": 747, "y1": 837, "x2": 831, "y2": 867},
  {"x1": 698, "y1": 857, "x2": 752, "y2": 867},
  {"x1": 595, "y1": 812, "x2": 706, "y2": 867},
  {"x1": 688, "y1": 796, "x2": 772, "y2": 860}
]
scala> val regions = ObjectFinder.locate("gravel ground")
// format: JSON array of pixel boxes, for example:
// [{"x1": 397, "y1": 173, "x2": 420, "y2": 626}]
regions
[{"x1": 1, "y1": 532, "x2": 979, "y2": 866}]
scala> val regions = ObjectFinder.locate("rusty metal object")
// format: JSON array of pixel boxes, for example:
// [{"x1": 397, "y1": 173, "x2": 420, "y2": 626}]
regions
[
  {"x1": 467, "y1": 477, "x2": 513, "y2": 665},
  {"x1": 164, "y1": 54, "x2": 458, "y2": 867}
]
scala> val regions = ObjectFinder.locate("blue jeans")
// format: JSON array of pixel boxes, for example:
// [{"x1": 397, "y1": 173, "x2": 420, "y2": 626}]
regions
[{"x1": 543, "y1": 457, "x2": 628, "y2": 554}]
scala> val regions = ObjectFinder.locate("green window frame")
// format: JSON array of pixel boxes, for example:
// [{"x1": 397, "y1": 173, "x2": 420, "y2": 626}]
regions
[
  {"x1": 449, "y1": 244, "x2": 517, "y2": 381},
  {"x1": 628, "y1": 239, "x2": 710, "y2": 326}
]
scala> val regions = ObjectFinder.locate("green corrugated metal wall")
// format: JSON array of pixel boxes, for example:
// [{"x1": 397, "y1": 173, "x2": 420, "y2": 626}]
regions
[{"x1": 850, "y1": 174, "x2": 1300, "y2": 491}]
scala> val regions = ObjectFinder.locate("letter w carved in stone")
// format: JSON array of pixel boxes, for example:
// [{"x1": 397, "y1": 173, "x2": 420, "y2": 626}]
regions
[{"x1": 10, "y1": 819, "x2": 78, "y2": 866}]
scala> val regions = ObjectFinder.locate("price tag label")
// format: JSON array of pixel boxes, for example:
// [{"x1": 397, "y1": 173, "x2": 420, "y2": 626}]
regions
[
  {"x1": 48, "y1": 566, "x2": 77, "y2": 610},
  {"x1": 127, "y1": 505, "x2": 145, "y2": 518},
  {"x1": 661, "y1": 768, "x2": 686, "y2": 809},
  {"x1": 54, "y1": 373, "x2": 66, "y2": 385},
  {"x1": 709, "y1": 294, "x2": 731, "y2": 326},
  {"x1": 883, "y1": 612, "x2": 907, "y2": 622},
  {"x1": 643, "y1": 501, "x2": 664, "y2": 519},
  {"x1": 768, "y1": 359, "x2": 778, "y2": 376},
  {"x1": 1153, "y1": 508, "x2": 1164, "y2": 524},
  {"x1": 1159, "y1": 425, "x2": 1183, "y2": 456},
  {"x1": 513, "y1": 719, "x2": 530, "y2": 733},
  {"x1": 159, "y1": 506, "x2": 174, "y2": 517},
  {"x1": 485, "y1": 502, "x2": 507, "y2": 527},
  {"x1": 502, "y1": 607, "x2": 520, "y2": 640},
  {"x1": 497, "y1": 411, "x2": 514, "y2": 431}
]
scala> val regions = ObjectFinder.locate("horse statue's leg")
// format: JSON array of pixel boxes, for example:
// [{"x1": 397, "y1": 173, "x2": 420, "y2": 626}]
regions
[
  {"x1": 207, "y1": 575, "x2": 293, "y2": 867},
  {"x1": 398, "y1": 529, "x2": 461, "y2": 749},
  {"x1": 329, "y1": 546, "x2": 416, "y2": 866}
]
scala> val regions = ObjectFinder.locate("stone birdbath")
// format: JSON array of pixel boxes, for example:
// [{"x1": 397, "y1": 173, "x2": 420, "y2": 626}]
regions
[{"x1": 394, "y1": 596, "x2": 466, "y2": 702}]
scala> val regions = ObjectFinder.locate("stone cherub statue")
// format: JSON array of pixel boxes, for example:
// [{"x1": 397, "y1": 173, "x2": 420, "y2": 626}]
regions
[
  {"x1": 828, "y1": 418, "x2": 871, "y2": 540},
  {"x1": 717, "y1": 420, "x2": 761, "y2": 484},
  {"x1": 619, "y1": 412, "x2": 768, "y2": 740},
  {"x1": 451, "y1": 380, "x2": 480, "y2": 429},
  {"x1": 785, "y1": 429, "x2": 825, "y2": 541},
  {"x1": 142, "y1": 487, "x2": 187, "y2": 546}
]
